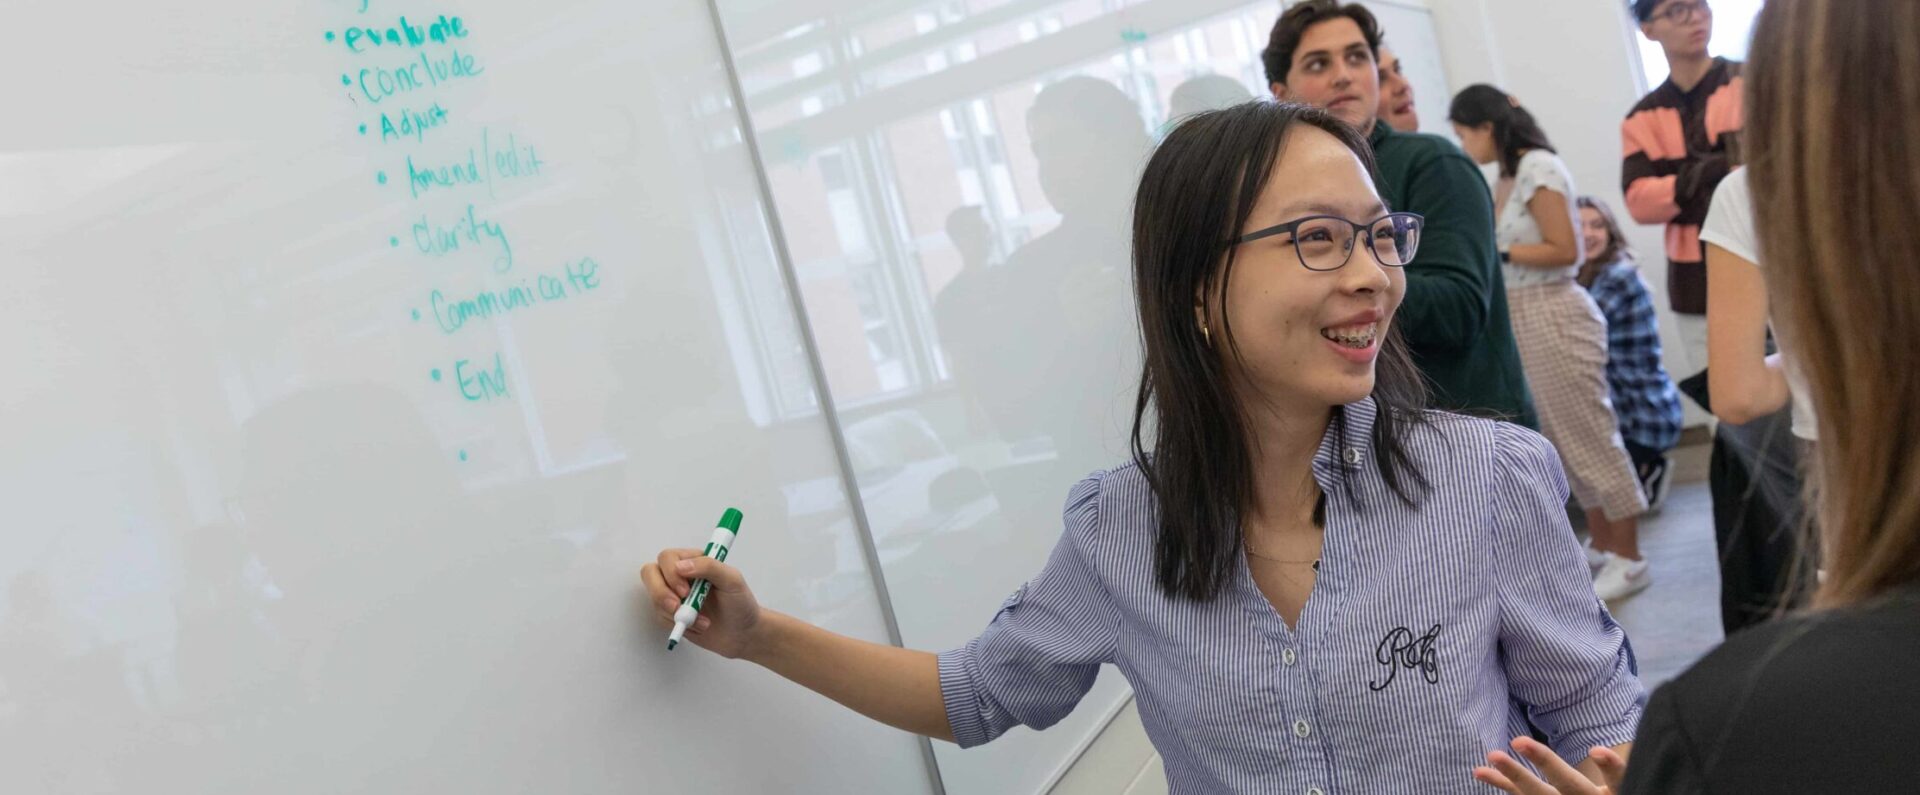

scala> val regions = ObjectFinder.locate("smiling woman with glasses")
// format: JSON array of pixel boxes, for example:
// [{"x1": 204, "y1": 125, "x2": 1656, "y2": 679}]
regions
[{"x1": 641, "y1": 100, "x2": 1644, "y2": 794}]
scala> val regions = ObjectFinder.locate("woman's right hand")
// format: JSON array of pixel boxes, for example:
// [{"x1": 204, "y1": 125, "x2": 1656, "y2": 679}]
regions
[
  {"x1": 640, "y1": 548, "x2": 764, "y2": 659},
  {"x1": 642, "y1": 547, "x2": 952, "y2": 740}
]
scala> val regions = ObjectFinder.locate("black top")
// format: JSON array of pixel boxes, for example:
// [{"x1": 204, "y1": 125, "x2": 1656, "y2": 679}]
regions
[{"x1": 1620, "y1": 583, "x2": 1920, "y2": 794}]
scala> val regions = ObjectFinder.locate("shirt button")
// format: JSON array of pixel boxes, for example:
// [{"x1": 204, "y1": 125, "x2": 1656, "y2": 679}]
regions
[
  {"x1": 1293, "y1": 719, "x2": 1311, "y2": 738},
  {"x1": 1282, "y1": 648, "x2": 1298, "y2": 666},
  {"x1": 1343, "y1": 447, "x2": 1362, "y2": 465},
  {"x1": 1307, "y1": 789, "x2": 1326, "y2": 795}
]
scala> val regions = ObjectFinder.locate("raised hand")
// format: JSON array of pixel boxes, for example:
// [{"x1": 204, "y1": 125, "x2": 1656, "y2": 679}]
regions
[{"x1": 1473, "y1": 736, "x2": 1627, "y2": 795}]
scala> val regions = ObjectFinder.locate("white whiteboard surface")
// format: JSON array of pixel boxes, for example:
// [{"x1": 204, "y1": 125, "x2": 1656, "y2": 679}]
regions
[{"x1": 0, "y1": 1, "x2": 932, "y2": 793}]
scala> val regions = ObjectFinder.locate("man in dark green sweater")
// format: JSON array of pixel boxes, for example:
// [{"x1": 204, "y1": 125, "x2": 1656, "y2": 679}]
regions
[{"x1": 1262, "y1": 0, "x2": 1537, "y2": 428}]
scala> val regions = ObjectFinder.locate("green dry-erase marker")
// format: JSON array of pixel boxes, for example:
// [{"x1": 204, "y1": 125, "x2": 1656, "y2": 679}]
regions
[{"x1": 667, "y1": 508, "x2": 743, "y2": 651}]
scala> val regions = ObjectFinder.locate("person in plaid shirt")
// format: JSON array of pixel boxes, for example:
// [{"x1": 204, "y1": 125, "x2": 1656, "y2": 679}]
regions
[{"x1": 1578, "y1": 196, "x2": 1683, "y2": 510}]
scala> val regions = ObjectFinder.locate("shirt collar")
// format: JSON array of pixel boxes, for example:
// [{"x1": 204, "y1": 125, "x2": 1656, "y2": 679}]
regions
[
  {"x1": 1367, "y1": 118, "x2": 1393, "y2": 149},
  {"x1": 1312, "y1": 396, "x2": 1379, "y2": 479}
]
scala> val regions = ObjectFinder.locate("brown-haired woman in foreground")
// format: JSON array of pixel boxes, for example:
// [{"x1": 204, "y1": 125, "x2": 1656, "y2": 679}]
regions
[{"x1": 1472, "y1": 0, "x2": 1920, "y2": 792}]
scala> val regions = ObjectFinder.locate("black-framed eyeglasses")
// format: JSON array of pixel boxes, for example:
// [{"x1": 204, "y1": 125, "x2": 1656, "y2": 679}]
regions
[
  {"x1": 1652, "y1": 0, "x2": 1710, "y2": 24},
  {"x1": 1228, "y1": 212, "x2": 1424, "y2": 272}
]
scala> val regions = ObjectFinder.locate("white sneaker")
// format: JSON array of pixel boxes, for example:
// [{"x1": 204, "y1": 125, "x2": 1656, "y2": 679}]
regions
[
  {"x1": 1594, "y1": 555, "x2": 1651, "y2": 601},
  {"x1": 1584, "y1": 543, "x2": 1611, "y2": 574}
]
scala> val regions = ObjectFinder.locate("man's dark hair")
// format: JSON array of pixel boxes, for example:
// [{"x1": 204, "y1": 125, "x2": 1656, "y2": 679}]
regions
[
  {"x1": 1261, "y1": 0, "x2": 1384, "y2": 88},
  {"x1": 1630, "y1": 0, "x2": 1662, "y2": 22}
]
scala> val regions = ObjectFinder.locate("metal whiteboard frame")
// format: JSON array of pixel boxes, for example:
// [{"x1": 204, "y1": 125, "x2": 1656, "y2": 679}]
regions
[{"x1": 701, "y1": 0, "x2": 949, "y2": 793}]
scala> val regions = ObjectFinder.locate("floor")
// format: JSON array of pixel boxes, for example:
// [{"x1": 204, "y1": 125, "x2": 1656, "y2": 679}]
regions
[{"x1": 1588, "y1": 437, "x2": 1721, "y2": 687}]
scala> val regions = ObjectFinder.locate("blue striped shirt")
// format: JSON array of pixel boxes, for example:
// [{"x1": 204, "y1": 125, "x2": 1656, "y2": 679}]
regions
[{"x1": 938, "y1": 399, "x2": 1646, "y2": 794}]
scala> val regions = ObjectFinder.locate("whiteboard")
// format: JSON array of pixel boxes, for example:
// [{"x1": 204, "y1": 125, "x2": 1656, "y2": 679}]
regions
[
  {"x1": 0, "y1": 0, "x2": 1459, "y2": 791},
  {"x1": 0, "y1": 0, "x2": 932, "y2": 793}
]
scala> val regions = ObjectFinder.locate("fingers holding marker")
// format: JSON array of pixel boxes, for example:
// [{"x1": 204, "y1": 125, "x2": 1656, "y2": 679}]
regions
[
  {"x1": 656, "y1": 548, "x2": 699, "y2": 597},
  {"x1": 676, "y1": 555, "x2": 744, "y2": 592},
  {"x1": 639, "y1": 563, "x2": 677, "y2": 623},
  {"x1": 665, "y1": 508, "x2": 743, "y2": 651}
]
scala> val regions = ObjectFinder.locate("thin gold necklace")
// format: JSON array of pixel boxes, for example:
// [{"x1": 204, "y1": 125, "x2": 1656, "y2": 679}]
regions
[{"x1": 1244, "y1": 494, "x2": 1326, "y2": 569}]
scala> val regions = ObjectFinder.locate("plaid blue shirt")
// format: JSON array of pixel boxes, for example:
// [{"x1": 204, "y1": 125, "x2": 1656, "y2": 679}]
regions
[{"x1": 1584, "y1": 260, "x2": 1684, "y2": 451}]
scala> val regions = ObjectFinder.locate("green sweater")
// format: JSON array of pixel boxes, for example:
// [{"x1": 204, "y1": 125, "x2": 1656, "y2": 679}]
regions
[{"x1": 1368, "y1": 121, "x2": 1537, "y2": 429}]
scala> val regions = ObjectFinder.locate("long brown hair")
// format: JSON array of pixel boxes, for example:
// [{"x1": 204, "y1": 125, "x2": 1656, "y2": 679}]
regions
[
  {"x1": 1574, "y1": 196, "x2": 1633, "y2": 288},
  {"x1": 1130, "y1": 101, "x2": 1429, "y2": 601},
  {"x1": 1748, "y1": 0, "x2": 1920, "y2": 607}
]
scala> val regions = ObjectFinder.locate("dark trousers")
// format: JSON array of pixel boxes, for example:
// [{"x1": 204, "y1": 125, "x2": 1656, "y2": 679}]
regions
[
  {"x1": 1624, "y1": 440, "x2": 1666, "y2": 472},
  {"x1": 1709, "y1": 407, "x2": 1813, "y2": 634},
  {"x1": 1678, "y1": 367, "x2": 1814, "y2": 635}
]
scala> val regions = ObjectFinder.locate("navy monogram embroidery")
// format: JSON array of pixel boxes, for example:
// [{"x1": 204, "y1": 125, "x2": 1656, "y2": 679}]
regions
[{"x1": 1369, "y1": 624, "x2": 1441, "y2": 691}]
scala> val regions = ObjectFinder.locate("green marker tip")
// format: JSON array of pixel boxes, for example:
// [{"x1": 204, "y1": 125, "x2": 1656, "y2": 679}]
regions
[{"x1": 666, "y1": 639, "x2": 679, "y2": 651}]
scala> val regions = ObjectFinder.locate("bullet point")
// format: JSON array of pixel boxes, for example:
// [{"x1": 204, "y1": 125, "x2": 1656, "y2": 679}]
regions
[
  {"x1": 411, "y1": 309, "x2": 421, "y2": 321},
  {"x1": 390, "y1": 236, "x2": 400, "y2": 247},
  {"x1": 458, "y1": 450, "x2": 469, "y2": 462},
  {"x1": 430, "y1": 368, "x2": 442, "y2": 381},
  {"x1": 376, "y1": 171, "x2": 387, "y2": 184},
  {"x1": 358, "y1": 123, "x2": 367, "y2": 135},
  {"x1": 325, "y1": 31, "x2": 336, "y2": 42},
  {"x1": 342, "y1": 74, "x2": 352, "y2": 86}
]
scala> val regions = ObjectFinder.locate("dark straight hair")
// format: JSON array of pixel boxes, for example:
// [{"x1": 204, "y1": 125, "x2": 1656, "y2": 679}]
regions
[
  {"x1": 1129, "y1": 101, "x2": 1430, "y2": 603},
  {"x1": 1447, "y1": 84, "x2": 1556, "y2": 178}
]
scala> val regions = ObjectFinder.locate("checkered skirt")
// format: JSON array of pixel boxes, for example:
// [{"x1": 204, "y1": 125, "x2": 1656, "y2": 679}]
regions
[{"x1": 1507, "y1": 280, "x2": 1649, "y2": 520}]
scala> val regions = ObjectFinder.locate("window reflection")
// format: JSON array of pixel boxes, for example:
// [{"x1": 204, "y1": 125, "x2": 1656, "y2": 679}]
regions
[{"x1": 733, "y1": 0, "x2": 1288, "y2": 410}]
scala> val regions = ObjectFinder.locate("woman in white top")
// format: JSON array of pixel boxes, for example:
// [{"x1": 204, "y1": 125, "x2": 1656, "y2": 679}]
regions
[
  {"x1": 1450, "y1": 85, "x2": 1652, "y2": 601},
  {"x1": 1698, "y1": 167, "x2": 1819, "y2": 623},
  {"x1": 1701, "y1": 168, "x2": 1818, "y2": 441}
]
